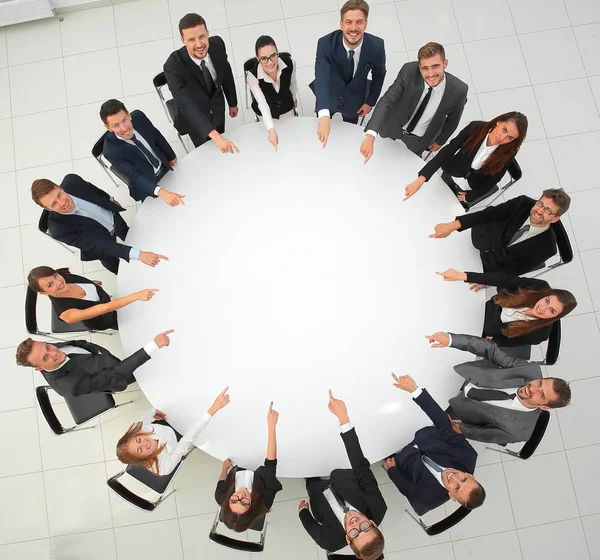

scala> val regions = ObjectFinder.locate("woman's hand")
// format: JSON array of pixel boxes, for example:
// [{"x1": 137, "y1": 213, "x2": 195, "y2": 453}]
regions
[
  {"x1": 222, "y1": 458, "x2": 233, "y2": 471},
  {"x1": 208, "y1": 386, "x2": 230, "y2": 415},
  {"x1": 468, "y1": 283, "x2": 487, "y2": 292},
  {"x1": 268, "y1": 128, "x2": 278, "y2": 150},
  {"x1": 92, "y1": 280, "x2": 103, "y2": 286},
  {"x1": 435, "y1": 269, "x2": 467, "y2": 282},
  {"x1": 456, "y1": 191, "x2": 467, "y2": 202},
  {"x1": 403, "y1": 176, "x2": 426, "y2": 201},
  {"x1": 135, "y1": 288, "x2": 159, "y2": 301},
  {"x1": 267, "y1": 401, "x2": 279, "y2": 429},
  {"x1": 153, "y1": 409, "x2": 167, "y2": 421}
]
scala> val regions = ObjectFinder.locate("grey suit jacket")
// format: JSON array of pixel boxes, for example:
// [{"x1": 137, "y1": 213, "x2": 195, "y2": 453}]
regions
[
  {"x1": 365, "y1": 61, "x2": 468, "y2": 149},
  {"x1": 447, "y1": 333, "x2": 543, "y2": 444}
]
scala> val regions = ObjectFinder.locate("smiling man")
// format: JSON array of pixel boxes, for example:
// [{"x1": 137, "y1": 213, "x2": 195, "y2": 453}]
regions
[{"x1": 361, "y1": 41, "x2": 468, "y2": 161}]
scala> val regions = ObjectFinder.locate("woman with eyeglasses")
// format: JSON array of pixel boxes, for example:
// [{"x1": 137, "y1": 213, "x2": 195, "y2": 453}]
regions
[
  {"x1": 215, "y1": 402, "x2": 282, "y2": 532},
  {"x1": 246, "y1": 35, "x2": 298, "y2": 150},
  {"x1": 27, "y1": 266, "x2": 158, "y2": 330},
  {"x1": 403, "y1": 112, "x2": 528, "y2": 209},
  {"x1": 116, "y1": 387, "x2": 230, "y2": 476},
  {"x1": 436, "y1": 268, "x2": 577, "y2": 347}
]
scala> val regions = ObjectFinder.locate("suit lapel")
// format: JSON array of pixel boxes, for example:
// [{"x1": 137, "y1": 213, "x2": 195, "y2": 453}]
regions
[{"x1": 179, "y1": 47, "x2": 211, "y2": 94}]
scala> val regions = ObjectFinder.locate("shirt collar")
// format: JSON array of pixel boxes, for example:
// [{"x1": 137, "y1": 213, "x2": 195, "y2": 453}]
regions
[
  {"x1": 342, "y1": 40, "x2": 363, "y2": 57},
  {"x1": 189, "y1": 52, "x2": 211, "y2": 67},
  {"x1": 522, "y1": 216, "x2": 550, "y2": 234},
  {"x1": 116, "y1": 128, "x2": 137, "y2": 143},
  {"x1": 257, "y1": 56, "x2": 288, "y2": 83}
]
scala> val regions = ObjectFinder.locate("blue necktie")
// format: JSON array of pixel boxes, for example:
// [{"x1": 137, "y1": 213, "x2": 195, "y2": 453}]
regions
[
  {"x1": 509, "y1": 224, "x2": 530, "y2": 246},
  {"x1": 131, "y1": 134, "x2": 160, "y2": 169},
  {"x1": 421, "y1": 455, "x2": 445, "y2": 473},
  {"x1": 346, "y1": 49, "x2": 355, "y2": 82}
]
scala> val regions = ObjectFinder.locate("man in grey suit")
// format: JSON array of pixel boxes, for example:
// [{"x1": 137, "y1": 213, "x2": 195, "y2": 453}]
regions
[
  {"x1": 426, "y1": 332, "x2": 571, "y2": 444},
  {"x1": 360, "y1": 42, "x2": 468, "y2": 162}
]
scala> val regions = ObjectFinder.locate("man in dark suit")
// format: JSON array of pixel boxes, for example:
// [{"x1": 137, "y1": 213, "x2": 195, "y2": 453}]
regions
[
  {"x1": 298, "y1": 390, "x2": 386, "y2": 559},
  {"x1": 100, "y1": 99, "x2": 184, "y2": 206},
  {"x1": 361, "y1": 41, "x2": 468, "y2": 160},
  {"x1": 311, "y1": 0, "x2": 386, "y2": 147},
  {"x1": 32, "y1": 174, "x2": 167, "y2": 274},
  {"x1": 164, "y1": 13, "x2": 239, "y2": 151},
  {"x1": 429, "y1": 188, "x2": 571, "y2": 276},
  {"x1": 384, "y1": 373, "x2": 485, "y2": 515},
  {"x1": 426, "y1": 332, "x2": 572, "y2": 444},
  {"x1": 16, "y1": 329, "x2": 174, "y2": 397}
]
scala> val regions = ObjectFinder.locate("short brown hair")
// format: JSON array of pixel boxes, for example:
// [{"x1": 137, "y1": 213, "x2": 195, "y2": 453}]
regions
[
  {"x1": 417, "y1": 42, "x2": 445, "y2": 62},
  {"x1": 16, "y1": 338, "x2": 35, "y2": 367},
  {"x1": 178, "y1": 13, "x2": 207, "y2": 36},
  {"x1": 31, "y1": 179, "x2": 58, "y2": 207},
  {"x1": 340, "y1": 0, "x2": 369, "y2": 19},
  {"x1": 541, "y1": 188, "x2": 571, "y2": 217},
  {"x1": 349, "y1": 526, "x2": 384, "y2": 560},
  {"x1": 547, "y1": 377, "x2": 571, "y2": 408},
  {"x1": 464, "y1": 482, "x2": 486, "y2": 509}
]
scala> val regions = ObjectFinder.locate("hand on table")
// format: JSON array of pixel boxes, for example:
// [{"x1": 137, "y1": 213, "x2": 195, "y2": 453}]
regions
[
  {"x1": 425, "y1": 332, "x2": 450, "y2": 348},
  {"x1": 268, "y1": 128, "x2": 279, "y2": 150},
  {"x1": 391, "y1": 373, "x2": 417, "y2": 393},
  {"x1": 328, "y1": 389, "x2": 349, "y2": 424},
  {"x1": 468, "y1": 283, "x2": 487, "y2": 292},
  {"x1": 153, "y1": 409, "x2": 167, "y2": 421},
  {"x1": 139, "y1": 251, "x2": 168, "y2": 267},
  {"x1": 360, "y1": 135, "x2": 375, "y2": 164},
  {"x1": 213, "y1": 134, "x2": 239, "y2": 154},
  {"x1": 134, "y1": 288, "x2": 159, "y2": 301},
  {"x1": 403, "y1": 177, "x2": 425, "y2": 201},
  {"x1": 429, "y1": 222, "x2": 457, "y2": 239},
  {"x1": 158, "y1": 188, "x2": 185, "y2": 207},
  {"x1": 154, "y1": 329, "x2": 174, "y2": 348},
  {"x1": 435, "y1": 269, "x2": 467, "y2": 282},
  {"x1": 317, "y1": 117, "x2": 330, "y2": 148}
]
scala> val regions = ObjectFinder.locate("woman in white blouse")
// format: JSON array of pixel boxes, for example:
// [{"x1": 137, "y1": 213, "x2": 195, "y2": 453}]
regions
[
  {"x1": 403, "y1": 112, "x2": 528, "y2": 208},
  {"x1": 27, "y1": 266, "x2": 157, "y2": 331},
  {"x1": 116, "y1": 387, "x2": 230, "y2": 476},
  {"x1": 246, "y1": 35, "x2": 298, "y2": 150}
]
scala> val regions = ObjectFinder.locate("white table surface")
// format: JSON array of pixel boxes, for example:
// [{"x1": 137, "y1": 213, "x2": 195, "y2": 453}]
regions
[{"x1": 117, "y1": 117, "x2": 484, "y2": 477}]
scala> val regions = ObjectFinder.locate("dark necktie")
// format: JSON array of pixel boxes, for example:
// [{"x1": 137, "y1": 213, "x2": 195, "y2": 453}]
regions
[
  {"x1": 421, "y1": 455, "x2": 445, "y2": 473},
  {"x1": 346, "y1": 49, "x2": 355, "y2": 82},
  {"x1": 331, "y1": 488, "x2": 349, "y2": 513},
  {"x1": 200, "y1": 59, "x2": 215, "y2": 96},
  {"x1": 467, "y1": 388, "x2": 516, "y2": 402},
  {"x1": 406, "y1": 86, "x2": 433, "y2": 133},
  {"x1": 508, "y1": 224, "x2": 530, "y2": 246},
  {"x1": 131, "y1": 134, "x2": 160, "y2": 169}
]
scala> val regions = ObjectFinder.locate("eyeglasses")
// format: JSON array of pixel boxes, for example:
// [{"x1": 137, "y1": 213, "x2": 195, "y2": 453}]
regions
[
  {"x1": 229, "y1": 496, "x2": 250, "y2": 508},
  {"x1": 534, "y1": 200, "x2": 556, "y2": 216},
  {"x1": 347, "y1": 521, "x2": 372, "y2": 540},
  {"x1": 258, "y1": 52, "x2": 279, "y2": 64}
]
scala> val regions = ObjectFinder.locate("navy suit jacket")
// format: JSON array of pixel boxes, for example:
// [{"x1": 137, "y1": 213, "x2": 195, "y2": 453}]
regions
[
  {"x1": 388, "y1": 389, "x2": 478, "y2": 515},
  {"x1": 102, "y1": 110, "x2": 176, "y2": 202},
  {"x1": 311, "y1": 30, "x2": 386, "y2": 116}
]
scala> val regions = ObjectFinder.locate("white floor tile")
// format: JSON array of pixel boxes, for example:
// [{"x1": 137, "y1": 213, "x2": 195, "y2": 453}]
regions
[
  {"x1": 224, "y1": 0, "x2": 283, "y2": 27},
  {"x1": 508, "y1": 0, "x2": 570, "y2": 33},
  {"x1": 500, "y1": 410, "x2": 565, "y2": 461},
  {"x1": 465, "y1": 438, "x2": 503, "y2": 466},
  {"x1": 6, "y1": 18, "x2": 61, "y2": 67},
  {"x1": 518, "y1": 518, "x2": 590, "y2": 560},
  {"x1": 0, "y1": 407, "x2": 41, "y2": 477},
  {"x1": 0, "y1": 118, "x2": 15, "y2": 173},
  {"x1": 68, "y1": 103, "x2": 107, "y2": 161},
  {"x1": 589, "y1": 74, "x2": 600, "y2": 113},
  {"x1": 582, "y1": 514, "x2": 600, "y2": 559},
  {"x1": 396, "y1": 0, "x2": 460, "y2": 51},
  {"x1": 281, "y1": 0, "x2": 338, "y2": 19},
  {"x1": 564, "y1": 0, "x2": 600, "y2": 26},
  {"x1": 285, "y1": 12, "x2": 340, "y2": 69},
  {"x1": 557, "y1": 377, "x2": 600, "y2": 449},
  {"x1": 464, "y1": 36, "x2": 530, "y2": 93},
  {"x1": 274, "y1": 476, "x2": 312, "y2": 502},
  {"x1": 453, "y1": 0, "x2": 516, "y2": 42},
  {"x1": 377, "y1": 51, "x2": 411, "y2": 97},
  {"x1": 10, "y1": 59, "x2": 66, "y2": 117},
  {"x1": 543, "y1": 253, "x2": 594, "y2": 316},
  {"x1": 549, "y1": 131, "x2": 600, "y2": 194},
  {"x1": 0, "y1": 472, "x2": 48, "y2": 545},
  {"x1": 367, "y1": 2, "x2": 406, "y2": 54},
  {"x1": 63, "y1": 49, "x2": 123, "y2": 107},
  {"x1": 12, "y1": 109, "x2": 72, "y2": 169},
  {"x1": 534, "y1": 78, "x2": 600, "y2": 138},
  {"x1": 574, "y1": 23, "x2": 600, "y2": 76},
  {"x1": 567, "y1": 444, "x2": 600, "y2": 516},
  {"x1": 169, "y1": 0, "x2": 228, "y2": 35},
  {"x1": 0, "y1": 67, "x2": 10, "y2": 119},
  {"x1": 581, "y1": 249, "x2": 600, "y2": 311},
  {"x1": 123, "y1": 91, "x2": 180, "y2": 142},
  {"x1": 43, "y1": 462, "x2": 112, "y2": 536},
  {"x1": 51, "y1": 529, "x2": 117, "y2": 560},
  {"x1": 0, "y1": 346, "x2": 34, "y2": 412},
  {"x1": 0, "y1": 172, "x2": 19, "y2": 230},
  {"x1": 119, "y1": 38, "x2": 175, "y2": 97},
  {"x1": 113, "y1": 0, "x2": 172, "y2": 47},
  {"x1": 0, "y1": 539, "x2": 52, "y2": 560},
  {"x1": 0, "y1": 227, "x2": 23, "y2": 287},
  {"x1": 569, "y1": 189, "x2": 600, "y2": 251},
  {"x1": 0, "y1": 284, "x2": 27, "y2": 349},
  {"x1": 60, "y1": 6, "x2": 117, "y2": 56},
  {"x1": 0, "y1": 27, "x2": 7, "y2": 68},
  {"x1": 115, "y1": 519, "x2": 184, "y2": 560},
  {"x1": 453, "y1": 530, "x2": 523, "y2": 560},
  {"x1": 503, "y1": 451, "x2": 579, "y2": 528},
  {"x1": 386, "y1": 543, "x2": 455, "y2": 560}
]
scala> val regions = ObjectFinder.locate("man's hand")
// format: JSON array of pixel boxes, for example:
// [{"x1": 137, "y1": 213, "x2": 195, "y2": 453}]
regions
[
  {"x1": 153, "y1": 409, "x2": 167, "y2": 421},
  {"x1": 429, "y1": 142, "x2": 442, "y2": 152},
  {"x1": 391, "y1": 373, "x2": 417, "y2": 393},
  {"x1": 154, "y1": 328, "x2": 174, "y2": 348},
  {"x1": 384, "y1": 457, "x2": 396, "y2": 470},
  {"x1": 328, "y1": 389, "x2": 350, "y2": 424},
  {"x1": 429, "y1": 221, "x2": 460, "y2": 239},
  {"x1": 267, "y1": 128, "x2": 279, "y2": 150},
  {"x1": 469, "y1": 283, "x2": 487, "y2": 292},
  {"x1": 139, "y1": 251, "x2": 169, "y2": 267},
  {"x1": 169, "y1": 158, "x2": 178, "y2": 167},
  {"x1": 317, "y1": 116, "x2": 330, "y2": 148},
  {"x1": 403, "y1": 177, "x2": 426, "y2": 201},
  {"x1": 360, "y1": 135, "x2": 375, "y2": 164},
  {"x1": 456, "y1": 191, "x2": 467, "y2": 202},
  {"x1": 356, "y1": 103, "x2": 372, "y2": 117},
  {"x1": 229, "y1": 107, "x2": 239, "y2": 118},
  {"x1": 267, "y1": 401, "x2": 279, "y2": 429},
  {"x1": 449, "y1": 416, "x2": 463, "y2": 434},
  {"x1": 425, "y1": 332, "x2": 450, "y2": 348},
  {"x1": 158, "y1": 189, "x2": 185, "y2": 207},
  {"x1": 113, "y1": 199, "x2": 122, "y2": 207},
  {"x1": 134, "y1": 288, "x2": 159, "y2": 301},
  {"x1": 435, "y1": 269, "x2": 467, "y2": 282},
  {"x1": 92, "y1": 280, "x2": 103, "y2": 286},
  {"x1": 298, "y1": 500, "x2": 309, "y2": 512},
  {"x1": 209, "y1": 386, "x2": 230, "y2": 415},
  {"x1": 213, "y1": 134, "x2": 240, "y2": 154}
]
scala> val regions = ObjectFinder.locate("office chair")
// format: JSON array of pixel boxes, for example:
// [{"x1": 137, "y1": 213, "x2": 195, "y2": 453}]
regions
[
  {"x1": 209, "y1": 510, "x2": 268, "y2": 553},
  {"x1": 533, "y1": 319, "x2": 561, "y2": 366},
  {"x1": 152, "y1": 72, "x2": 190, "y2": 153},
  {"x1": 405, "y1": 505, "x2": 472, "y2": 536},
  {"x1": 486, "y1": 409, "x2": 551, "y2": 460},
  {"x1": 530, "y1": 220, "x2": 573, "y2": 278},
  {"x1": 91, "y1": 132, "x2": 130, "y2": 187},
  {"x1": 38, "y1": 211, "x2": 75, "y2": 255},
  {"x1": 472, "y1": 157, "x2": 522, "y2": 209}
]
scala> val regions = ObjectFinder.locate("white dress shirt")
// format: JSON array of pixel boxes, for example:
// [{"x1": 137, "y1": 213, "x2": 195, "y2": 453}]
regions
[
  {"x1": 322, "y1": 488, "x2": 360, "y2": 526},
  {"x1": 509, "y1": 217, "x2": 550, "y2": 246},
  {"x1": 246, "y1": 57, "x2": 299, "y2": 132},
  {"x1": 140, "y1": 408, "x2": 214, "y2": 475},
  {"x1": 463, "y1": 382, "x2": 535, "y2": 412},
  {"x1": 235, "y1": 469, "x2": 255, "y2": 492},
  {"x1": 189, "y1": 52, "x2": 217, "y2": 81},
  {"x1": 453, "y1": 133, "x2": 499, "y2": 191},
  {"x1": 500, "y1": 307, "x2": 535, "y2": 324},
  {"x1": 116, "y1": 130, "x2": 163, "y2": 197},
  {"x1": 76, "y1": 283, "x2": 100, "y2": 302}
]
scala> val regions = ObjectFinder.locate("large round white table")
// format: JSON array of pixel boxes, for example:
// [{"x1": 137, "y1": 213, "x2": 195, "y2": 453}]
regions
[{"x1": 117, "y1": 117, "x2": 484, "y2": 477}]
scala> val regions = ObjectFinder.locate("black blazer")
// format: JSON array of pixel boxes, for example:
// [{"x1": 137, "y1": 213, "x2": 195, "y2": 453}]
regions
[
  {"x1": 47, "y1": 174, "x2": 131, "y2": 263},
  {"x1": 420, "y1": 121, "x2": 509, "y2": 202},
  {"x1": 311, "y1": 30, "x2": 386, "y2": 116},
  {"x1": 387, "y1": 389, "x2": 478, "y2": 515},
  {"x1": 103, "y1": 110, "x2": 176, "y2": 202},
  {"x1": 50, "y1": 272, "x2": 116, "y2": 331},
  {"x1": 457, "y1": 195, "x2": 558, "y2": 275},
  {"x1": 214, "y1": 459, "x2": 283, "y2": 509},
  {"x1": 466, "y1": 271, "x2": 553, "y2": 347},
  {"x1": 299, "y1": 428, "x2": 387, "y2": 552},
  {"x1": 41, "y1": 340, "x2": 151, "y2": 397},
  {"x1": 164, "y1": 38, "x2": 237, "y2": 142}
]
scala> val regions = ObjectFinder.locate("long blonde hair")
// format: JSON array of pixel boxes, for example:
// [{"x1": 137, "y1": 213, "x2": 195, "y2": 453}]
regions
[{"x1": 116, "y1": 421, "x2": 166, "y2": 475}]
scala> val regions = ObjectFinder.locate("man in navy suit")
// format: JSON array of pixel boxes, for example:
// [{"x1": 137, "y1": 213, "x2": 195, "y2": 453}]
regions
[
  {"x1": 311, "y1": 0, "x2": 386, "y2": 147},
  {"x1": 384, "y1": 374, "x2": 486, "y2": 515},
  {"x1": 32, "y1": 174, "x2": 168, "y2": 274},
  {"x1": 100, "y1": 99, "x2": 185, "y2": 206}
]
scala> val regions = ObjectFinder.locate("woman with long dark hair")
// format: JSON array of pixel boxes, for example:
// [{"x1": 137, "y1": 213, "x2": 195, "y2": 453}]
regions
[
  {"x1": 403, "y1": 112, "x2": 528, "y2": 207},
  {"x1": 437, "y1": 268, "x2": 577, "y2": 347},
  {"x1": 215, "y1": 402, "x2": 282, "y2": 532},
  {"x1": 27, "y1": 266, "x2": 157, "y2": 330},
  {"x1": 116, "y1": 387, "x2": 230, "y2": 476}
]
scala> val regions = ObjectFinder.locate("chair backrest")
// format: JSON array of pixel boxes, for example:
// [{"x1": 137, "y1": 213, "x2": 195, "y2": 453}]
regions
[
  {"x1": 65, "y1": 392, "x2": 115, "y2": 425},
  {"x1": 507, "y1": 157, "x2": 522, "y2": 181},
  {"x1": 25, "y1": 286, "x2": 39, "y2": 334},
  {"x1": 38, "y1": 210, "x2": 50, "y2": 234},
  {"x1": 209, "y1": 511, "x2": 267, "y2": 553},
  {"x1": 92, "y1": 131, "x2": 110, "y2": 159},
  {"x1": 50, "y1": 304, "x2": 89, "y2": 334},
  {"x1": 551, "y1": 220, "x2": 573, "y2": 265},
  {"x1": 36, "y1": 386, "x2": 66, "y2": 435},
  {"x1": 425, "y1": 506, "x2": 471, "y2": 535},
  {"x1": 326, "y1": 552, "x2": 360, "y2": 559},
  {"x1": 518, "y1": 409, "x2": 551, "y2": 459},
  {"x1": 153, "y1": 71, "x2": 168, "y2": 90},
  {"x1": 544, "y1": 319, "x2": 561, "y2": 366}
]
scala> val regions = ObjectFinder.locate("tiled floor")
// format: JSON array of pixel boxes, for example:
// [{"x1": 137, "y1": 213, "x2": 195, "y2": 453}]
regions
[{"x1": 0, "y1": 0, "x2": 599, "y2": 558}]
